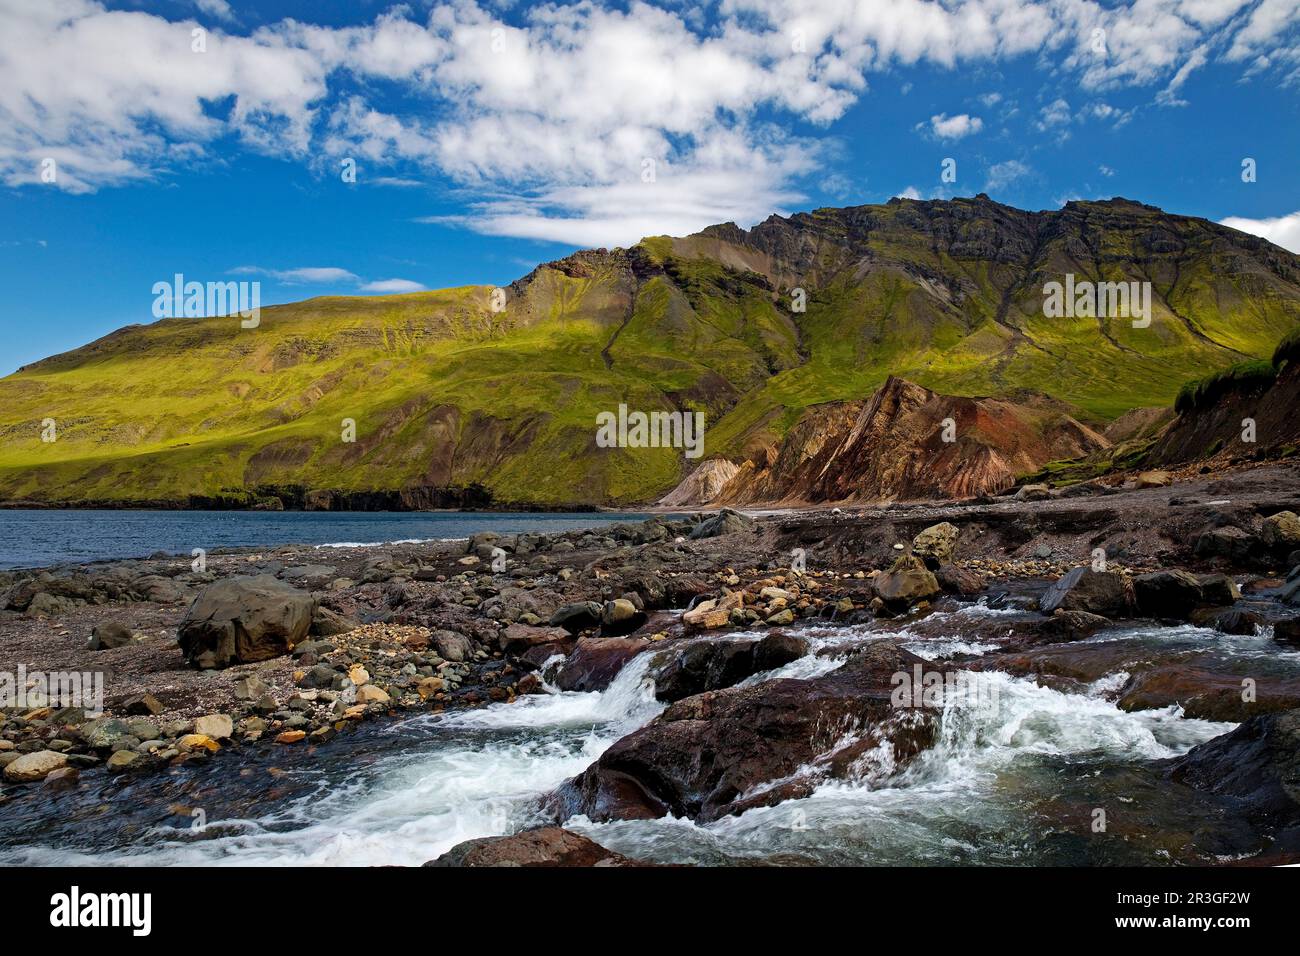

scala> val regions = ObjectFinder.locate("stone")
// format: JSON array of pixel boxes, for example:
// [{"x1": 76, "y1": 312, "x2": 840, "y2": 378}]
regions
[
  {"x1": 347, "y1": 665, "x2": 370, "y2": 685},
  {"x1": 682, "y1": 591, "x2": 743, "y2": 629},
  {"x1": 82, "y1": 717, "x2": 133, "y2": 750},
  {"x1": 122, "y1": 693, "x2": 163, "y2": 716},
  {"x1": 1135, "y1": 470, "x2": 1171, "y2": 488},
  {"x1": 1043, "y1": 609, "x2": 1112, "y2": 641},
  {"x1": 1039, "y1": 567, "x2": 1135, "y2": 619},
  {"x1": 233, "y1": 675, "x2": 271, "y2": 701},
  {"x1": 106, "y1": 750, "x2": 140, "y2": 771},
  {"x1": 178, "y1": 574, "x2": 315, "y2": 669},
  {"x1": 1133, "y1": 570, "x2": 1204, "y2": 619},
  {"x1": 178, "y1": 734, "x2": 220, "y2": 753},
  {"x1": 688, "y1": 508, "x2": 756, "y2": 539},
  {"x1": 600, "y1": 598, "x2": 647, "y2": 636},
  {"x1": 500, "y1": 623, "x2": 570, "y2": 655},
  {"x1": 356, "y1": 684, "x2": 390, "y2": 704},
  {"x1": 43, "y1": 766, "x2": 80, "y2": 790},
  {"x1": 1261, "y1": 511, "x2": 1300, "y2": 551},
  {"x1": 1193, "y1": 526, "x2": 1259, "y2": 564},
  {"x1": 549, "y1": 602, "x2": 604, "y2": 634},
  {"x1": 765, "y1": 608, "x2": 795, "y2": 626},
  {"x1": 431, "y1": 629, "x2": 474, "y2": 662},
  {"x1": 193, "y1": 713, "x2": 233, "y2": 740},
  {"x1": 310, "y1": 605, "x2": 357, "y2": 637},
  {"x1": 1196, "y1": 573, "x2": 1241, "y2": 606},
  {"x1": 873, "y1": 555, "x2": 940, "y2": 612},
  {"x1": 554, "y1": 638, "x2": 651, "y2": 692},
  {"x1": 911, "y1": 522, "x2": 958, "y2": 568},
  {"x1": 275, "y1": 730, "x2": 307, "y2": 744},
  {"x1": 87, "y1": 621, "x2": 134, "y2": 651},
  {"x1": 1015, "y1": 484, "x2": 1051, "y2": 501},
  {"x1": 426, "y1": 828, "x2": 640, "y2": 867},
  {"x1": 3, "y1": 750, "x2": 68, "y2": 782}
]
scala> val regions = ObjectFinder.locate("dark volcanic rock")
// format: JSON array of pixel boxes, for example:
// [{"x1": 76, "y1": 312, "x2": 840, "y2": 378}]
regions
[
  {"x1": 1039, "y1": 567, "x2": 1135, "y2": 618},
  {"x1": 553, "y1": 637, "x2": 651, "y2": 692},
  {"x1": 177, "y1": 574, "x2": 315, "y2": 669},
  {"x1": 1167, "y1": 709, "x2": 1300, "y2": 848},
  {"x1": 424, "y1": 827, "x2": 641, "y2": 867},
  {"x1": 688, "y1": 508, "x2": 755, "y2": 539},
  {"x1": 1133, "y1": 570, "x2": 1203, "y2": 619},
  {"x1": 652, "y1": 632, "x2": 809, "y2": 703},
  {"x1": 547, "y1": 640, "x2": 941, "y2": 824}
]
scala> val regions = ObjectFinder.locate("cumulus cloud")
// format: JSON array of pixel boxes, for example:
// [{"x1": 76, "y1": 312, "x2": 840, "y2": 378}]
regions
[
  {"x1": 924, "y1": 113, "x2": 984, "y2": 139},
  {"x1": 360, "y1": 278, "x2": 426, "y2": 293},
  {"x1": 3, "y1": 0, "x2": 1300, "y2": 243},
  {"x1": 985, "y1": 159, "x2": 1031, "y2": 191},
  {"x1": 1220, "y1": 210, "x2": 1300, "y2": 253}
]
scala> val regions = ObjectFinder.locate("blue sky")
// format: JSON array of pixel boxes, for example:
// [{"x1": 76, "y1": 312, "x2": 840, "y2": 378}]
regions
[{"x1": 2, "y1": 0, "x2": 1299, "y2": 372}]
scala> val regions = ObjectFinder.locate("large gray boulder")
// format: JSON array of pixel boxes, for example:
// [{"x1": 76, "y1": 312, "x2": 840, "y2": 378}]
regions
[
  {"x1": 178, "y1": 574, "x2": 315, "y2": 669},
  {"x1": 1039, "y1": 567, "x2": 1135, "y2": 619},
  {"x1": 689, "y1": 508, "x2": 756, "y2": 539}
]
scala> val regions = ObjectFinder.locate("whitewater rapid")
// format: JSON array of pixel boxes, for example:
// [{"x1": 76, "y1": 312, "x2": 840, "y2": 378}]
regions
[{"x1": 0, "y1": 604, "x2": 1240, "y2": 866}]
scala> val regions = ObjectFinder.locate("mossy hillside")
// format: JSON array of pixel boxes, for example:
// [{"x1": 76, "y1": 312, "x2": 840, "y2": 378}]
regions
[{"x1": 2, "y1": 197, "x2": 1299, "y2": 506}]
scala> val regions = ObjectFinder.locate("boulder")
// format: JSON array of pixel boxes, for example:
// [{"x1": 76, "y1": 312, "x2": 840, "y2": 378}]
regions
[
  {"x1": 1166, "y1": 708, "x2": 1300, "y2": 843},
  {"x1": 432, "y1": 629, "x2": 475, "y2": 662},
  {"x1": 911, "y1": 522, "x2": 958, "y2": 568},
  {"x1": 1133, "y1": 570, "x2": 1204, "y2": 619},
  {"x1": 682, "y1": 591, "x2": 743, "y2": 629},
  {"x1": 1039, "y1": 567, "x2": 1135, "y2": 619},
  {"x1": 1119, "y1": 666, "x2": 1300, "y2": 722},
  {"x1": 935, "y1": 564, "x2": 983, "y2": 596},
  {"x1": 193, "y1": 713, "x2": 233, "y2": 740},
  {"x1": 425, "y1": 827, "x2": 640, "y2": 867},
  {"x1": 1190, "y1": 606, "x2": 1262, "y2": 635},
  {"x1": 654, "y1": 632, "x2": 809, "y2": 702},
  {"x1": 1135, "y1": 470, "x2": 1171, "y2": 488},
  {"x1": 1015, "y1": 484, "x2": 1051, "y2": 501},
  {"x1": 547, "y1": 640, "x2": 944, "y2": 824},
  {"x1": 688, "y1": 508, "x2": 755, "y2": 539},
  {"x1": 549, "y1": 602, "x2": 604, "y2": 634},
  {"x1": 554, "y1": 638, "x2": 652, "y2": 692},
  {"x1": 1196, "y1": 573, "x2": 1241, "y2": 606},
  {"x1": 873, "y1": 555, "x2": 940, "y2": 612},
  {"x1": 1261, "y1": 511, "x2": 1300, "y2": 551},
  {"x1": 600, "y1": 598, "x2": 647, "y2": 636},
  {"x1": 177, "y1": 574, "x2": 315, "y2": 669},
  {"x1": 1193, "y1": 526, "x2": 1259, "y2": 564},
  {"x1": 1042, "y1": 609, "x2": 1112, "y2": 641},
  {"x1": 310, "y1": 605, "x2": 357, "y2": 637},
  {"x1": 500, "y1": 623, "x2": 570, "y2": 655},
  {"x1": 87, "y1": 621, "x2": 134, "y2": 651},
  {"x1": 3, "y1": 750, "x2": 68, "y2": 783}
]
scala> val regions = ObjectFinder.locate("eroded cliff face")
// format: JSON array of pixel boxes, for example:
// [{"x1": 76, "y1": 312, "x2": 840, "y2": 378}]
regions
[{"x1": 662, "y1": 377, "x2": 1110, "y2": 506}]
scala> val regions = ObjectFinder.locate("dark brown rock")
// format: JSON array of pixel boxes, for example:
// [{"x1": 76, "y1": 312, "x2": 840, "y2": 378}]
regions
[{"x1": 424, "y1": 827, "x2": 642, "y2": 867}]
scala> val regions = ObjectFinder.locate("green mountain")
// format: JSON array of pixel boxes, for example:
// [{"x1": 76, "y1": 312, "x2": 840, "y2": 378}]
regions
[{"x1": 2, "y1": 195, "x2": 1298, "y2": 507}]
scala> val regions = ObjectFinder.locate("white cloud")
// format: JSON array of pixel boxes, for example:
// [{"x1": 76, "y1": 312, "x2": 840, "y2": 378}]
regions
[
  {"x1": 232, "y1": 266, "x2": 358, "y2": 284},
  {"x1": 1036, "y1": 98, "x2": 1072, "y2": 130},
  {"x1": 894, "y1": 186, "x2": 923, "y2": 200},
  {"x1": 360, "y1": 278, "x2": 426, "y2": 293},
  {"x1": 924, "y1": 113, "x2": 984, "y2": 139},
  {"x1": 2, "y1": 0, "x2": 1300, "y2": 244},
  {"x1": 1220, "y1": 210, "x2": 1300, "y2": 253},
  {"x1": 985, "y1": 160, "x2": 1031, "y2": 191}
]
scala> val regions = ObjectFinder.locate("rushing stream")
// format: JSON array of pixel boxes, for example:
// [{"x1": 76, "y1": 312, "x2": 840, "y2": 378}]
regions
[{"x1": 3, "y1": 602, "x2": 1291, "y2": 866}]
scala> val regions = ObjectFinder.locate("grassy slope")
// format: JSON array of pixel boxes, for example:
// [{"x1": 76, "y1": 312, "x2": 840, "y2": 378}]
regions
[{"x1": 1, "y1": 198, "x2": 1297, "y2": 506}]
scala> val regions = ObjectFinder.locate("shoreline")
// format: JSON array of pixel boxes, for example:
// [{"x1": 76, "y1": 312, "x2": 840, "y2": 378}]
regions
[{"x1": 4, "y1": 460, "x2": 1300, "y2": 864}]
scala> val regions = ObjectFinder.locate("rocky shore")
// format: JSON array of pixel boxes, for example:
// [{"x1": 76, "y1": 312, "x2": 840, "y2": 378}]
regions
[{"x1": 4, "y1": 460, "x2": 1300, "y2": 864}]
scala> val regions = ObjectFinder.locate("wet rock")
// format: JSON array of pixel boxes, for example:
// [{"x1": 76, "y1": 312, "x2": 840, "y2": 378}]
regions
[
  {"x1": 3, "y1": 750, "x2": 68, "y2": 782},
  {"x1": 873, "y1": 555, "x2": 940, "y2": 612},
  {"x1": 87, "y1": 621, "x2": 135, "y2": 651},
  {"x1": 43, "y1": 766, "x2": 79, "y2": 790},
  {"x1": 1133, "y1": 570, "x2": 1203, "y2": 619},
  {"x1": 275, "y1": 730, "x2": 306, "y2": 744},
  {"x1": 600, "y1": 598, "x2": 647, "y2": 636},
  {"x1": 935, "y1": 563, "x2": 982, "y2": 596},
  {"x1": 549, "y1": 602, "x2": 603, "y2": 634},
  {"x1": 431, "y1": 629, "x2": 474, "y2": 662},
  {"x1": 682, "y1": 591, "x2": 743, "y2": 629},
  {"x1": 500, "y1": 623, "x2": 570, "y2": 655},
  {"x1": 549, "y1": 640, "x2": 942, "y2": 823},
  {"x1": 1274, "y1": 618, "x2": 1300, "y2": 646},
  {"x1": 688, "y1": 509, "x2": 755, "y2": 539},
  {"x1": 1196, "y1": 573, "x2": 1241, "y2": 606},
  {"x1": 554, "y1": 637, "x2": 651, "y2": 692},
  {"x1": 106, "y1": 750, "x2": 140, "y2": 771},
  {"x1": 912, "y1": 522, "x2": 958, "y2": 568},
  {"x1": 82, "y1": 717, "x2": 133, "y2": 750},
  {"x1": 1039, "y1": 567, "x2": 1135, "y2": 619},
  {"x1": 425, "y1": 827, "x2": 641, "y2": 867},
  {"x1": 1015, "y1": 484, "x2": 1051, "y2": 501},
  {"x1": 1043, "y1": 609, "x2": 1112, "y2": 641},
  {"x1": 1119, "y1": 666, "x2": 1300, "y2": 722},
  {"x1": 178, "y1": 574, "x2": 315, "y2": 669},
  {"x1": 1166, "y1": 708, "x2": 1300, "y2": 846},
  {"x1": 1191, "y1": 606, "x2": 1263, "y2": 635}
]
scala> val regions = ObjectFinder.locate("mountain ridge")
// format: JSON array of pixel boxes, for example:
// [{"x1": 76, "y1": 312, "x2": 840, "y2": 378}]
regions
[{"x1": 2, "y1": 194, "x2": 1299, "y2": 507}]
